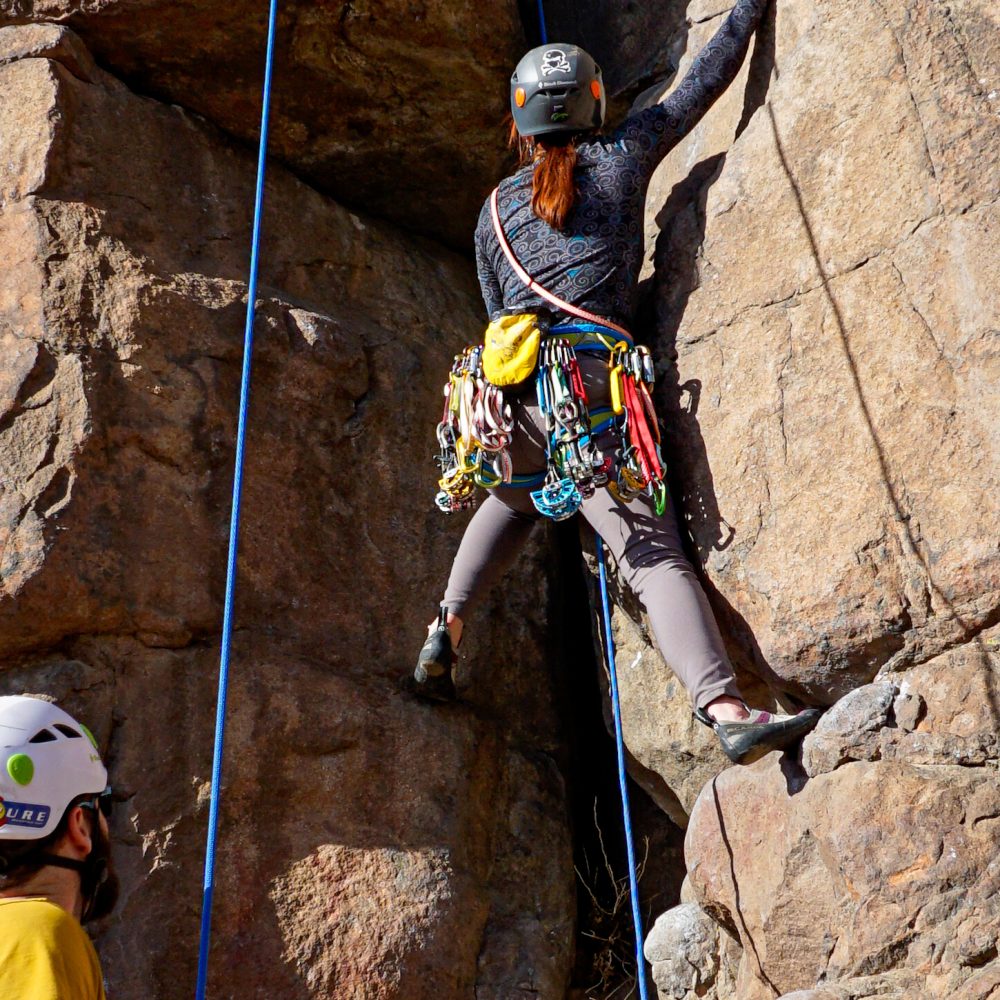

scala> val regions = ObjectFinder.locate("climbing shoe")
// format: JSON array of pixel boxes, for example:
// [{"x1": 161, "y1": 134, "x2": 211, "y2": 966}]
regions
[
  {"x1": 695, "y1": 705, "x2": 822, "y2": 765},
  {"x1": 412, "y1": 607, "x2": 457, "y2": 703}
]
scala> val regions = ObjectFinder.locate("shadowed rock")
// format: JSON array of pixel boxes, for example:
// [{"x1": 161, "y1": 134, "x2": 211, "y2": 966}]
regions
[{"x1": 0, "y1": 25, "x2": 575, "y2": 998}]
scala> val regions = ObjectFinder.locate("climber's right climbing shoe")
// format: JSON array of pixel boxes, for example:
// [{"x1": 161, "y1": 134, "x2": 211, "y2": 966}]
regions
[
  {"x1": 695, "y1": 706, "x2": 822, "y2": 765},
  {"x1": 412, "y1": 607, "x2": 457, "y2": 703}
]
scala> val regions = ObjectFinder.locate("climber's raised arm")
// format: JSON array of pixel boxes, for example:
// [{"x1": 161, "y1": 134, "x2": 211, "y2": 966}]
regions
[{"x1": 612, "y1": 0, "x2": 770, "y2": 174}]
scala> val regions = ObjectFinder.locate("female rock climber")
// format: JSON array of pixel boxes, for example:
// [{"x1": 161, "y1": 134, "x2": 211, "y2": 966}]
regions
[{"x1": 413, "y1": 0, "x2": 820, "y2": 764}]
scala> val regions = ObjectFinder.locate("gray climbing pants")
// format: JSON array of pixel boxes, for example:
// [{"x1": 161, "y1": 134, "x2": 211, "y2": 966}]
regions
[{"x1": 441, "y1": 357, "x2": 741, "y2": 710}]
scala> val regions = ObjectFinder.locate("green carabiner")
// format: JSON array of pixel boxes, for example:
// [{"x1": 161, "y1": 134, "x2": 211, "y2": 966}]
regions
[{"x1": 654, "y1": 481, "x2": 668, "y2": 517}]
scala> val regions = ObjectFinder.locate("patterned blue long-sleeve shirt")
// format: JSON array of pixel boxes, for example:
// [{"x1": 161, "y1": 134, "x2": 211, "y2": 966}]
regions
[{"x1": 475, "y1": 0, "x2": 768, "y2": 328}]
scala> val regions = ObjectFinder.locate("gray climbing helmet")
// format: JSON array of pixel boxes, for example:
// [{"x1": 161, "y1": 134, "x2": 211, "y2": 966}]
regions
[{"x1": 510, "y1": 44, "x2": 606, "y2": 138}]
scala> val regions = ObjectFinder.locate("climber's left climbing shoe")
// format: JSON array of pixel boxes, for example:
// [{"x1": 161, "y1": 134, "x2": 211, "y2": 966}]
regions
[{"x1": 695, "y1": 706, "x2": 822, "y2": 765}]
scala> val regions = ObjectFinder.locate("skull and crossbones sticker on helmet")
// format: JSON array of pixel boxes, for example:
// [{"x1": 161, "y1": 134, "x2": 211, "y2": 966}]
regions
[{"x1": 540, "y1": 48, "x2": 572, "y2": 76}]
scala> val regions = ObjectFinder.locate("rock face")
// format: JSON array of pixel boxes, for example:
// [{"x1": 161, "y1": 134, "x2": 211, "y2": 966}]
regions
[
  {"x1": 650, "y1": 0, "x2": 999, "y2": 705},
  {"x1": 1, "y1": 0, "x2": 998, "y2": 997},
  {"x1": 589, "y1": 0, "x2": 999, "y2": 831},
  {"x1": 0, "y1": 0, "x2": 526, "y2": 248},
  {"x1": 0, "y1": 24, "x2": 575, "y2": 999},
  {"x1": 684, "y1": 626, "x2": 1000, "y2": 999}
]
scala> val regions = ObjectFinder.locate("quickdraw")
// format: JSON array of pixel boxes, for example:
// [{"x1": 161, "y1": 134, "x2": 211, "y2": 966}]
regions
[
  {"x1": 434, "y1": 347, "x2": 514, "y2": 513},
  {"x1": 530, "y1": 338, "x2": 610, "y2": 520},
  {"x1": 607, "y1": 342, "x2": 669, "y2": 515}
]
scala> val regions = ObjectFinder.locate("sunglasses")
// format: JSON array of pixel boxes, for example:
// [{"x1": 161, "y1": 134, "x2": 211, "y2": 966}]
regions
[{"x1": 80, "y1": 786, "x2": 114, "y2": 820}]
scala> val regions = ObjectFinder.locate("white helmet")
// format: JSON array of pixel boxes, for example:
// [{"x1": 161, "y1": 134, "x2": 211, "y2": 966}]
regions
[{"x1": 0, "y1": 696, "x2": 107, "y2": 841}]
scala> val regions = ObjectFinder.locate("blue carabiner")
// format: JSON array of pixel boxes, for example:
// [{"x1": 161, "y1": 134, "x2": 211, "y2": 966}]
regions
[{"x1": 531, "y1": 477, "x2": 582, "y2": 520}]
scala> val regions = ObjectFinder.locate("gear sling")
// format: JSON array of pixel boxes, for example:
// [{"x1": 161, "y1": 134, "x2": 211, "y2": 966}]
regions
[{"x1": 434, "y1": 187, "x2": 668, "y2": 520}]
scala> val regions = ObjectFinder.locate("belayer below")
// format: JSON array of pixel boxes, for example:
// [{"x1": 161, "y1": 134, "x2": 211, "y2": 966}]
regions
[
  {"x1": 414, "y1": 0, "x2": 820, "y2": 765},
  {"x1": 0, "y1": 696, "x2": 118, "y2": 1000}
]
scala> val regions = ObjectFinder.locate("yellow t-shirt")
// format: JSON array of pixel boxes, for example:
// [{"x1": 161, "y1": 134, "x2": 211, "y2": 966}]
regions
[{"x1": 0, "y1": 897, "x2": 107, "y2": 1000}]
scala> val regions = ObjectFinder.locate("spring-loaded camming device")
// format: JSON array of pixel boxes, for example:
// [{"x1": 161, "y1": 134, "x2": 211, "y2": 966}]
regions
[{"x1": 530, "y1": 338, "x2": 608, "y2": 518}]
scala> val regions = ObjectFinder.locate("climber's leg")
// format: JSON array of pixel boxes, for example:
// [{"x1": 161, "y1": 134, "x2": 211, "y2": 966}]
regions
[
  {"x1": 440, "y1": 488, "x2": 541, "y2": 622},
  {"x1": 414, "y1": 394, "x2": 546, "y2": 700},
  {"x1": 579, "y1": 485, "x2": 820, "y2": 763},
  {"x1": 579, "y1": 486, "x2": 740, "y2": 710}
]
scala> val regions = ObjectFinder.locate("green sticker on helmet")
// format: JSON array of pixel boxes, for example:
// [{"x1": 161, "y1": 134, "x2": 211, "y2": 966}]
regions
[
  {"x1": 7, "y1": 753, "x2": 34, "y2": 786},
  {"x1": 80, "y1": 724, "x2": 98, "y2": 749}
]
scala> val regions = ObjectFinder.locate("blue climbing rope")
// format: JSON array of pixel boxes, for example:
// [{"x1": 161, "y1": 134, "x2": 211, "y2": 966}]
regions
[
  {"x1": 596, "y1": 536, "x2": 651, "y2": 1000},
  {"x1": 536, "y1": 0, "x2": 549, "y2": 43},
  {"x1": 194, "y1": 0, "x2": 279, "y2": 996}
]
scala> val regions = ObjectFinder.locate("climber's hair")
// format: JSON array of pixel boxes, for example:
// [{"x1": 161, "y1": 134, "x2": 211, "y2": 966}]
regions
[{"x1": 507, "y1": 118, "x2": 579, "y2": 231}]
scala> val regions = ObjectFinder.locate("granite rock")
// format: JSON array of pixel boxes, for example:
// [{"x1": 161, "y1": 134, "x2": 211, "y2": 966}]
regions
[
  {"x1": 0, "y1": 0, "x2": 526, "y2": 247},
  {"x1": 0, "y1": 27, "x2": 575, "y2": 999}
]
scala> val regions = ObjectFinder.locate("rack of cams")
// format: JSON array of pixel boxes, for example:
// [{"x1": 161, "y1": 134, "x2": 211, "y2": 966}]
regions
[{"x1": 434, "y1": 340, "x2": 668, "y2": 519}]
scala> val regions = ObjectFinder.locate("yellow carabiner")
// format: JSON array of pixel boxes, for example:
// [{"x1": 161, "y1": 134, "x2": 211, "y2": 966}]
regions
[
  {"x1": 439, "y1": 467, "x2": 475, "y2": 501},
  {"x1": 610, "y1": 364, "x2": 625, "y2": 415},
  {"x1": 475, "y1": 461, "x2": 503, "y2": 489}
]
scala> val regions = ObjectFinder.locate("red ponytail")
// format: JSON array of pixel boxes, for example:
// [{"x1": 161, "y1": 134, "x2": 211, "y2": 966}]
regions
[{"x1": 507, "y1": 120, "x2": 578, "y2": 230}]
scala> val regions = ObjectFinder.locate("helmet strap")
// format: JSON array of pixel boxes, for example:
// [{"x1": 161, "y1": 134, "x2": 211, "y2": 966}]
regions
[
  {"x1": 36, "y1": 851, "x2": 113, "y2": 923},
  {"x1": 35, "y1": 852, "x2": 88, "y2": 875}
]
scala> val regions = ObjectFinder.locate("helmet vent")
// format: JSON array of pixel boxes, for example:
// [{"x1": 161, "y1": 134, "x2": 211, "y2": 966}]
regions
[
  {"x1": 28, "y1": 729, "x2": 57, "y2": 743},
  {"x1": 54, "y1": 725, "x2": 82, "y2": 739}
]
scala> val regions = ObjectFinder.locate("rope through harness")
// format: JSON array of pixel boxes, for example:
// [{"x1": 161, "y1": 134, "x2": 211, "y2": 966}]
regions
[{"x1": 195, "y1": 0, "x2": 279, "y2": 995}]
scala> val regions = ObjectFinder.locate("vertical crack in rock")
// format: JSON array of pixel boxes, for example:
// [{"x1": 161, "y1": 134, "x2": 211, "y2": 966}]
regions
[
  {"x1": 870, "y1": 0, "x2": 942, "y2": 197},
  {"x1": 710, "y1": 778, "x2": 781, "y2": 997},
  {"x1": 775, "y1": 313, "x2": 793, "y2": 463},
  {"x1": 889, "y1": 261, "x2": 945, "y2": 361}
]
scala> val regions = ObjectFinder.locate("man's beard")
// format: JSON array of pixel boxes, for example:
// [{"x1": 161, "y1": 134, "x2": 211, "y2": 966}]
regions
[{"x1": 81, "y1": 819, "x2": 120, "y2": 924}]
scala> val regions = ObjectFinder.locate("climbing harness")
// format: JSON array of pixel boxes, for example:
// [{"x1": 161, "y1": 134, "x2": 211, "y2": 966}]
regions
[{"x1": 194, "y1": 0, "x2": 279, "y2": 996}]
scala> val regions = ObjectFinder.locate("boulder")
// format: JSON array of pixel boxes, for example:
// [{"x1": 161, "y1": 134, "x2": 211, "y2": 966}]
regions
[
  {"x1": 0, "y1": 27, "x2": 576, "y2": 998},
  {"x1": 685, "y1": 627, "x2": 1000, "y2": 999},
  {"x1": 687, "y1": 757, "x2": 1000, "y2": 999},
  {"x1": 0, "y1": 2, "x2": 527, "y2": 247},
  {"x1": 644, "y1": 901, "x2": 722, "y2": 999},
  {"x1": 801, "y1": 682, "x2": 897, "y2": 777}
]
